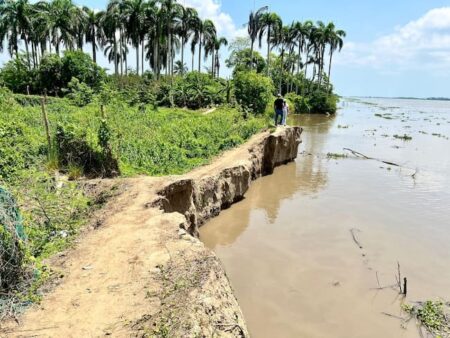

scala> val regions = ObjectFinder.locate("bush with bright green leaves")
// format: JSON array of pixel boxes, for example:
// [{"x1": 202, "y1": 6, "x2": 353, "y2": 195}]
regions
[
  {"x1": 0, "y1": 56, "x2": 36, "y2": 94},
  {"x1": 285, "y1": 93, "x2": 311, "y2": 114},
  {"x1": 66, "y1": 78, "x2": 94, "y2": 107},
  {"x1": 234, "y1": 71, "x2": 274, "y2": 115},
  {"x1": 308, "y1": 90, "x2": 338, "y2": 114},
  {"x1": 0, "y1": 51, "x2": 106, "y2": 96},
  {"x1": 55, "y1": 122, "x2": 119, "y2": 178},
  {"x1": 171, "y1": 72, "x2": 226, "y2": 109},
  {"x1": 226, "y1": 48, "x2": 267, "y2": 75}
]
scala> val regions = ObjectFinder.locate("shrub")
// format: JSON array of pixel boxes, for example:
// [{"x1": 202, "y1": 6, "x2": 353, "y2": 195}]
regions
[
  {"x1": 234, "y1": 71, "x2": 274, "y2": 115},
  {"x1": 37, "y1": 54, "x2": 64, "y2": 95},
  {"x1": 285, "y1": 93, "x2": 311, "y2": 114},
  {"x1": 60, "y1": 51, "x2": 106, "y2": 90},
  {"x1": 0, "y1": 56, "x2": 35, "y2": 94},
  {"x1": 66, "y1": 78, "x2": 94, "y2": 107},
  {"x1": 172, "y1": 72, "x2": 225, "y2": 109},
  {"x1": 13, "y1": 94, "x2": 59, "y2": 107},
  {"x1": 0, "y1": 121, "x2": 39, "y2": 180},
  {"x1": 55, "y1": 123, "x2": 119, "y2": 178},
  {"x1": 308, "y1": 90, "x2": 338, "y2": 114},
  {"x1": 35, "y1": 52, "x2": 106, "y2": 96},
  {"x1": 226, "y1": 48, "x2": 266, "y2": 75}
]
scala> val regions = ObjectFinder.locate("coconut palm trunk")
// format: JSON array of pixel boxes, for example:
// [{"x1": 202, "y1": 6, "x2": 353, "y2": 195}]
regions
[
  {"x1": 136, "y1": 40, "x2": 139, "y2": 75},
  {"x1": 266, "y1": 26, "x2": 271, "y2": 75},
  {"x1": 198, "y1": 36, "x2": 202, "y2": 72},
  {"x1": 141, "y1": 39, "x2": 144, "y2": 74},
  {"x1": 92, "y1": 31, "x2": 97, "y2": 63}
]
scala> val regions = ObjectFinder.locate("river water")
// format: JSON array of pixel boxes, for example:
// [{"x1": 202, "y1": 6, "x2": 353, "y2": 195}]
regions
[{"x1": 199, "y1": 98, "x2": 450, "y2": 338}]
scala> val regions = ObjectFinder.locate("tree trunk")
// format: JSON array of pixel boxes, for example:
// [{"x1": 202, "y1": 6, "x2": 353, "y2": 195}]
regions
[
  {"x1": 141, "y1": 39, "x2": 144, "y2": 75},
  {"x1": 215, "y1": 53, "x2": 220, "y2": 78},
  {"x1": 328, "y1": 50, "x2": 333, "y2": 92},
  {"x1": 154, "y1": 41, "x2": 158, "y2": 78},
  {"x1": 267, "y1": 26, "x2": 271, "y2": 75},
  {"x1": 250, "y1": 39, "x2": 254, "y2": 69},
  {"x1": 181, "y1": 37, "x2": 185, "y2": 74},
  {"x1": 191, "y1": 47, "x2": 195, "y2": 72},
  {"x1": 119, "y1": 29, "x2": 123, "y2": 76},
  {"x1": 114, "y1": 33, "x2": 118, "y2": 76},
  {"x1": 24, "y1": 39, "x2": 31, "y2": 69},
  {"x1": 198, "y1": 36, "x2": 202, "y2": 72},
  {"x1": 92, "y1": 35, "x2": 97, "y2": 64},
  {"x1": 136, "y1": 42, "x2": 139, "y2": 75},
  {"x1": 304, "y1": 44, "x2": 310, "y2": 78},
  {"x1": 211, "y1": 49, "x2": 214, "y2": 77}
]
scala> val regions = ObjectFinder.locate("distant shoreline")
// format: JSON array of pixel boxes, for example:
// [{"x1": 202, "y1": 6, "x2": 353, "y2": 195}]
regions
[{"x1": 347, "y1": 96, "x2": 450, "y2": 102}]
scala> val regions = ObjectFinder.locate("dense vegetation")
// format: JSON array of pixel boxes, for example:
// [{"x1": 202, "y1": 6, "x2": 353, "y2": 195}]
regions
[
  {"x1": 0, "y1": 0, "x2": 344, "y2": 114},
  {"x1": 0, "y1": 0, "x2": 345, "y2": 312},
  {"x1": 0, "y1": 87, "x2": 268, "y2": 308}
]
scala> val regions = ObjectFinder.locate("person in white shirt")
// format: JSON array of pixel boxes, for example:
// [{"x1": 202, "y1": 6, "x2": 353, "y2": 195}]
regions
[{"x1": 282, "y1": 99, "x2": 289, "y2": 126}]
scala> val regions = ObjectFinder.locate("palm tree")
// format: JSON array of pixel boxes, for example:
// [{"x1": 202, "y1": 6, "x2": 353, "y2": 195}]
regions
[
  {"x1": 176, "y1": 6, "x2": 198, "y2": 75},
  {"x1": 258, "y1": 12, "x2": 282, "y2": 75},
  {"x1": 122, "y1": 0, "x2": 147, "y2": 75},
  {"x1": 213, "y1": 37, "x2": 227, "y2": 78},
  {"x1": 0, "y1": 0, "x2": 32, "y2": 65},
  {"x1": 104, "y1": 37, "x2": 128, "y2": 70},
  {"x1": 327, "y1": 24, "x2": 346, "y2": 83},
  {"x1": 247, "y1": 6, "x2": 267, "y2": 66},
  {"x1": 272, "y1": 25, "x2": 296, "y2": 92},
  {"x1": 189, "y1": 14, "x2": 202, "y2": 72},
  {"x1": 83, "y1": 7, "x2": 104, "y2": 64},
  {"x1": 193, "y1": 19, "x2": 215, "y2": 73},
  {"x1": 45, "y1": 0, "x2": 78, "y2": 55},
  {"x1": 173, "y1": 60, "x2": 187, "y2": 75},
  {"x1": 104, "y1": 0, "x2": 123, "y2": 75},
  {"x1": 204, "y1": 28, "x2": 217, "y2": 77},
  {"x1": 160, "y1": 0, "x2": 183, "y2": 76},
  {"x1": 302, "y1": 21, "x2": 314, "y2": 79}
]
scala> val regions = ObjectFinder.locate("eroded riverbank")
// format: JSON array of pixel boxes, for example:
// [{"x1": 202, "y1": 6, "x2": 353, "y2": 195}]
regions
[{"x1": 3, "y1": 127, "x2": 301, "y2": 337}]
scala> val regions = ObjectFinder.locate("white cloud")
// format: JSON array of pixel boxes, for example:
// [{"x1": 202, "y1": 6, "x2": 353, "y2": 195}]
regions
[
  {"x1": 184, "y1": 0, "x2": 247, "y2": 40},
  {"x1": 335, "y1": 7, "x2": 450, "y2": 74}
]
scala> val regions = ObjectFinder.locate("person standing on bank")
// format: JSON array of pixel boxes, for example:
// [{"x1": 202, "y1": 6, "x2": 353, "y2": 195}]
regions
[
  {"x1": 282, "y1": 99, "x2": 289, "y2": 126},
  {"x1": 274, "y1": 94, "x2": 284, "y2": 126}
]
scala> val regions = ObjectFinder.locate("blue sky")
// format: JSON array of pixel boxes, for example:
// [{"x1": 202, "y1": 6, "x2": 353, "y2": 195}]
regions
[{"x1": 4, "y1": 0, "x2": 450, "y2": 97}]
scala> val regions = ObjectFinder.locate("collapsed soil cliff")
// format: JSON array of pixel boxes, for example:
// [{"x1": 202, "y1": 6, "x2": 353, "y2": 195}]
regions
[
  {"x1": 153, "y1": 127, "x2": 302, "y2": 236},
  {"x1": 4, "y1": 126, "x2": 301, "y2": 338}
]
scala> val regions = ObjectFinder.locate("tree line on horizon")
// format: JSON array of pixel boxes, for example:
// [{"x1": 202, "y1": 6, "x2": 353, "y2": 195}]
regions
[{"x1": 0, "y1": 0, "x2": 345, "y2": 84}]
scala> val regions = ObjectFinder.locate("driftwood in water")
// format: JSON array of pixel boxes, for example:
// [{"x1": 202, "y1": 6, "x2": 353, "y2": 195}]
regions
[
  {"x1": 343, "y1": 148, "x2": 402, "y2": 167},
  {"x1": 350, "y1": 228, "x2": 363, "y2": 249}
]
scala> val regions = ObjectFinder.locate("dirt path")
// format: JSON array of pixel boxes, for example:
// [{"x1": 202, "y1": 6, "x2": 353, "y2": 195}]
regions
[
  {"x1": 202, "y1": 107, "x2": 217, "y2": 115},
  {"x1": 2, "y1": 127, "x2": 301, "y2": 338}
]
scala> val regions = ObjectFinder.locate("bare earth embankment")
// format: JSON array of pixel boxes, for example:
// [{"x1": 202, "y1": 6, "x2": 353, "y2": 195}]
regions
[{"x1": 2, "y1": 126, "x2": 301, "y2": 338}]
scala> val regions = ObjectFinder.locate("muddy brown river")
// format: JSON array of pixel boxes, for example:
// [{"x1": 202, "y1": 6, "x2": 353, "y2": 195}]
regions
[{"x1": 200, "y1": 98, "x2": 450, "y2": 338}]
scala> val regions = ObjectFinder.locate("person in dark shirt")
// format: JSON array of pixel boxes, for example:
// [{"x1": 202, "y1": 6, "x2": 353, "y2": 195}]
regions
[{"x1": 274, "y1": 94, "x2": 284, "y2": 126}]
